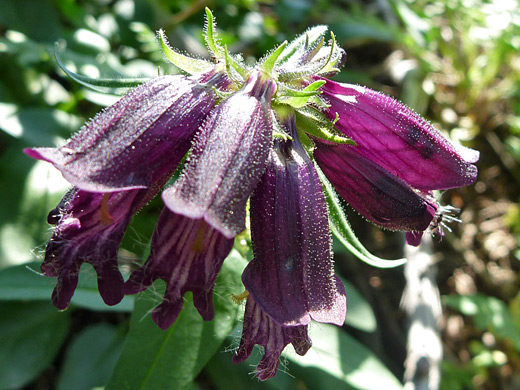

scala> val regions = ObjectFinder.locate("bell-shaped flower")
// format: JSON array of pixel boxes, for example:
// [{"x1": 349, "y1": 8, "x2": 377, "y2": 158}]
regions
[
  {"x1": 314, "y1": 78, "x2": 478, "y2": 244},
  {"x1": 42, "y1": 188, "x2": 145, "y2": 308},
  {"x1": 25, "y1": 71, "x2": 228, "y2": 308},
  {"x1": 124, "y1": 71, "x2": 277, "y2": 329},
  {"x1": 318, "y1": 79, "x2": 479, "y2": 191},
  {"x1": 242, "y1": 115, "x2": 346, "y2": 327},
  {"x1": 25, "y1": 73, "x2": 226, "y2": 192},
  {"x1": 233, "y1": 295, "x2": 312, "y2": 381}
]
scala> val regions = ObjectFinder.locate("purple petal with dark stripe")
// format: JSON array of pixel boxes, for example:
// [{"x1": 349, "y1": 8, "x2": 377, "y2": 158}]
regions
[
  {"x1": 42, "y1": 187, "x2": 156, "y2": 309},
  {"x1": 162, "y1": 71, "x2": 276, "y2": 238},
  {"x1": 314, "y1": 142, "x2": 437, "y2": 232},
  {"x1": 124, "y1": 209, "x2": 234, "y2": 330},
  {"x1": 25, "y1": 73, "x2": 225, "y2": 192},
  {"x1": 243, "y1": 116, "x2": 346, "y2": 326},
  {"x1": 320, "y1": 78, "x2": 479, "y2": 191},
  {"x1": 232, "y1": 296, "x2": 312, "y2": 381}
]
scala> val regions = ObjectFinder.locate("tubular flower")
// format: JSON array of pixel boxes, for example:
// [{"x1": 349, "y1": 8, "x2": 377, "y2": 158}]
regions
[{"x1": 26, "y1": 10, "x2": 478, "y2": 379}]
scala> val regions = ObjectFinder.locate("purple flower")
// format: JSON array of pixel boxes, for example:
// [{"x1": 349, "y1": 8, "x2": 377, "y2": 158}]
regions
[
  {"x1": 25, "y1": 70, "x2": 228, "y2": 308},
  {"x1": 26, "y1": 15, "x2": 479, "y2": 380},
  {"x1": 244, "y1": 115, "x2": 346, "y2": 327},
  {"x1": 123, "y1": 71, "x2": 277, "y2": 329},
  {"x1": 233, "y1": 115, "x2": 346, "y2": 378},
  {"x1": 233, "y1": 295, "x2": 312, "y2": 381},
  {"x1": 314, "y1": 79, "x2": 479, "y2": 245}
]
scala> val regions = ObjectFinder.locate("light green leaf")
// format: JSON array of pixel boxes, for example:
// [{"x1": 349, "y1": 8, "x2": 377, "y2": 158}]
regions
[
  {"x1": 0, "y1": 301, "x2": 70, "y2": 389},
  {"x1": 55, "y1": 43, "x2": 149, "y2": 95},
  {"x1": 315, "y1": 163, "x2": 407, "y2": 268},
  {"x1": 106, "y1": 249, "x2": 247, "y2": 390},
  {"x1": 342, "y1": 279, "x2": 377, "y2": 332},
  {"x1": 0, "y1": 262, "x2": 135, "y2": 312},
  {"x1": 288, "y1": 324, "x2": 403, "y2": 390}
]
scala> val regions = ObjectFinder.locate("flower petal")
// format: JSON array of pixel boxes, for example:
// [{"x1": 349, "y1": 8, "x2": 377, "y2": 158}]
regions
[
  {"x1": 25, "y1": 73, "x2": 225, "y2": 192},
  {"x1": 232, "y1": 296, "x2": 312, "y2": 381},
  {"x1": 162, "y1": 71, "x2": 276, "y2": 238},
  {"x1": 320, "y1": 79, "x2": 479, "y2": 191},
  {"x1": 43, "y1": 187, "x2": 151, "y2": 309},
  {"x1": 124, "y1": 209, "x2": 234, "y2": 330},
  {"x1": 243, "y1": 116, "x2": 346, "y2": 326},
  {"x1": 314, "y1": 142, "x2": 437, "y2": 232}
]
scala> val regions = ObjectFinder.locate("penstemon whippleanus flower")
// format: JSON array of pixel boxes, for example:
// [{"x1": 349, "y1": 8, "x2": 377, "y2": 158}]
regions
[{"x1": 25, "y1": 9, "x2": 478, "y2": 380}]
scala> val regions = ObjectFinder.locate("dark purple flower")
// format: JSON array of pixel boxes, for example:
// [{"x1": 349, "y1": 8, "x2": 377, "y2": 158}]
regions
[
  {"x1": 314, "y1": 79, "x2": 478, "y2": 244},
  {"x1": 233, "y1": 295, "x2": 312, "y2": 381},
  {"x1": 318, "y1": 79, "x2": 479, "y2": 191},
  {"x1": 243, "y1": 115, "x2": 346, "y2": 327},
  {"x1": 26, "y1": 71, "x2": 228, "y2": 308},
  {"x1": 26, "y1": 15, "x2": 479, "y2": 380},
  {"x1": 42, "y1": 187, "x2": 149, "y2": 309},
  {"x1": 25, "y1": 73, "x2": 225, "y2": 192},
  {"x1": 124, "y1": 210, "x2": 234, "y2": 329},
  {"x1": 124, "y1": 71, "x2": 277, "y2": 328}
]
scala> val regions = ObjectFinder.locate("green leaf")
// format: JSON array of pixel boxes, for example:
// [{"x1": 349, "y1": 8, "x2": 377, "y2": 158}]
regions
[
  {"x1": 315, "y1": 162, "x2": 407, "y2": 268},
  {"x1": 106, "y1": 249, "x2": 247, "y2": 390},
  {"x1": 0, "y1": 301, "x2": 70, "y2": 389},
  {"x1": 0, "y1": 262, "x2": 135, "y2": 312},
  {"x1": 158, "y1": 29, "x2": 212, "y2": 75},
  {"x1": 58, "y1": 323, "x2": 126, "y2": 390},
  {"x1": 342, "y1": 279, "x2": 377, "y2": 332},
  {"x1": 444, "y1": 294, "x2": 520, "y2": 352},
  {"x1": 288, "y1": 324, "x2": 403, "y2": 390},
  {"x1": 55, "y1": 43, "x2": 149, "y2": 95}
]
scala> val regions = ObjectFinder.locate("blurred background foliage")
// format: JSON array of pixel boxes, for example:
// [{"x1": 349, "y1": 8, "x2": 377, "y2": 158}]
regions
[{"x1": 0, "y1": 0, "x2": 519, "y2": 389}]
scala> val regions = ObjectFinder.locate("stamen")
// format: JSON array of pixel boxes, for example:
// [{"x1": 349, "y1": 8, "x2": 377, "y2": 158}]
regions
[
  {"x1": 231, "y1": 290, "x2": 249, "y2": 304},
  {"x1": 99, "y1": 193, "x2": 114, "y2": 226}
]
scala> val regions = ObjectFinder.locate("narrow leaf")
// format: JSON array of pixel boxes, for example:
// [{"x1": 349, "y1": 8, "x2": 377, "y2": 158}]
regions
[
  {"x1": 315, "y1": 163, "x2": 407, "y2": 268},
  {"x1": 296, "y1": 110, "x2": 355, "y2": 144},
  {"x1": 261, "y1": 41, "x2": 288, "y2": 75},
  {"x1": 55, "y1": 43, "x2": 149, "y2": 95},
  {"x1": 204, "y1": 8, "x2": 223, "y2": 57}
]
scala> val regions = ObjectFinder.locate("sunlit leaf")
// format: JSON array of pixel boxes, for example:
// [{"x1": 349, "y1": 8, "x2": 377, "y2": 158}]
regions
[{"x1": 106, "y1": 250, "x2": 247, "y2": 390}]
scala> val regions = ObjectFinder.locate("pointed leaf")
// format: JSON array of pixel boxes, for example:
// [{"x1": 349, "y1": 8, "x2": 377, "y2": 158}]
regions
[
  {"x1": 158, "y1": 30, "x2": 212, "y2": 74},
  {"x1": 55, "y1": 43, "x2": 149, "y2": 95}
]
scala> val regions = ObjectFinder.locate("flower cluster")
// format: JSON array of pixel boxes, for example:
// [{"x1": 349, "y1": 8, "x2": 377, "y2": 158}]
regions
[{"x1": 25, "y1": 10, "x2": 478, "y2": 380}]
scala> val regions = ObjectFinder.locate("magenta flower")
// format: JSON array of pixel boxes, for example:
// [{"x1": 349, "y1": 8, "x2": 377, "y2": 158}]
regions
[{"x1": 25, "y1": 11, "x2": 478, "y2": 380}]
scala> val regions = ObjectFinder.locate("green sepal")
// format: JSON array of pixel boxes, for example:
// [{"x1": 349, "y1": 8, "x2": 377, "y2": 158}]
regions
[
  {"x1": 277, "y1": 25, "x2": 329, "y2": 65},
  {"x1": 158, "y1": 30, "x2": 212, "y2": 74},
  {"x1": 315, "y1": 31, "x2": 340, "y2": 75},
  {"x1": 276, "y1": 80, "x2": 325, "y2": 108},
  {"x1": 260, "y1": 40, "x2": 288, "y2": 76},
  {"x1": 55, "y1": 43, "x2": 149, "y2": 95},
  {"x1": 295, "y1": 109, "x2": 356, "y2": 145},
  {"x1": 271, "y1": 106, "x2": 293, "y2": 141},
  {"x1": 314, "y1": 163, "x2": 407, "y2": 268},
  {"x1": 224, "y1": 45, "x2": 248, "y2": 85},
  {"x1": 204, "y1": 8, "x2": 224, "y2": 58},
  {"x1": 296, "y1": 126, "x2": 315, "y2": 152}
]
